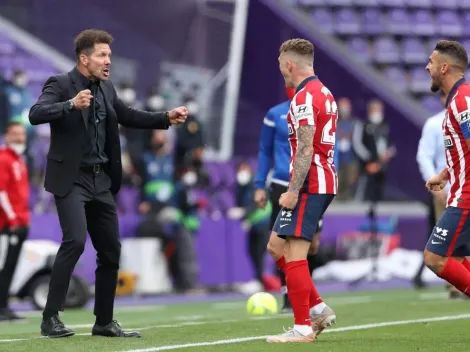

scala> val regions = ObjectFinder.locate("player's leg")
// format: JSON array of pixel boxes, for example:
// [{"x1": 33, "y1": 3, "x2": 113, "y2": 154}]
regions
[
  {"x1": 266, "y1": 194, "x2": 333, "y2": 343},
  {"x1": 247, "y1": 226, "x2": 265, "y2": 283},
  {"x1": 266, "y1": 183, "x2": 290, "y2": 311},
  {"x1": 424, "y1": 207, "x2": 470, "y2": 296}
]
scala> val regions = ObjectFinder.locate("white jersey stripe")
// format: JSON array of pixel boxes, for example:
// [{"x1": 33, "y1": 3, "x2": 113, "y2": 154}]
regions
[
  {"x1": 314, "y1": 154, "x2": 326, "y2": 193},
  {"x1": 305, "y1": 92, "x2": 315, "y2": 125}
]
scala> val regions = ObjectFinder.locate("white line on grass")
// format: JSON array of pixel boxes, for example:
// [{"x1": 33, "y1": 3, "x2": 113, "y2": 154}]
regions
[{"x1": 121, "y1": 313, "x2": 470, "y2": 352}]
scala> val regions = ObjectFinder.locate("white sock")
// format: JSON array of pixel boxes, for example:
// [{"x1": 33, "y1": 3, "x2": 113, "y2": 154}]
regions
[
  {"x1": 294, "y1": 324, "x2": 313, "y2": 336},
  {"x1": 310, "y1": 302, "x2": 327, "y2": 314}
]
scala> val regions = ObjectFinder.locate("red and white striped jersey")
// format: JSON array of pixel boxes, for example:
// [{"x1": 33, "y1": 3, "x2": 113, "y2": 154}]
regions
[
  {"x1": 287, "y1": 76, "x2": 338, "y2": 194},
  {"x1": 442, "y1": 79, "x2": 470, "y2": 208}
]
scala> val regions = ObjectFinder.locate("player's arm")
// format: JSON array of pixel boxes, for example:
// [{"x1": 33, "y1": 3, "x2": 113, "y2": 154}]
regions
[
  {"x1": 0, "y1": 156, "x2": 17, "y2": 227},
  {"x1": 455, "y1": 98, "x2": 470, "y2": 150},
  {"x1": 253, "y1": 109, "x2": 276, "y2": 190},
  {"x1": 289, "y1": 101, "x2": 316, "y2": 192}
]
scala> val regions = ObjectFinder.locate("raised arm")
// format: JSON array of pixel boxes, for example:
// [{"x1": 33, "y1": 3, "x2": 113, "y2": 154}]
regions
[{"x1": 29, "y1": 76, "x2": 70, "y2": 125}]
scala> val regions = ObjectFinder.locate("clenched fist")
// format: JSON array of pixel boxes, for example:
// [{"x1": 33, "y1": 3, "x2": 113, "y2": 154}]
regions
[
  {"x1": 168, "y1": 106, "x2": 189, "y2": 125},
  {"x1": 72, "y1": 89, "x2": 93, "y2": 110}
]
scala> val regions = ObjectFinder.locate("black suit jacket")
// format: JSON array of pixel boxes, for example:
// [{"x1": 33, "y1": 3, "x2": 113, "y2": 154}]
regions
[{"x1": 29, "y1": 68, "x2": 170, "y2": 197}]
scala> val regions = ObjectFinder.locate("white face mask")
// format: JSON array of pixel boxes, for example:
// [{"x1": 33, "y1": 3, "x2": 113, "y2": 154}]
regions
[
  {"x1": 9, "y1": 143, "x2": 26, "y2": 155},
  {"x1": 13, "y1": 74, "x2": 28, "y2": 88},
  {"x1": 182, "y1": 172, "x2": 197, "y2": 186},
  {"x1": 186, "y1": 101, "x2": 200, "y2": 115},
  {"x1": 369, "y1": 112, "x2": 383, "y2": 124},
  {"x1": 148, "y1": 95, "x2": 165, "y2": 111},
  {"x1": 237, "y1": 170, "x2": 252, "y2": 186},
  {"x1": 120, "y1": 89, "x2": 136, "y2": 105}
]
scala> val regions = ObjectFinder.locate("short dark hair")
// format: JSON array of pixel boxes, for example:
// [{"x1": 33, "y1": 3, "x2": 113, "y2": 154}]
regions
[
  {"x1": 434, "y1": 40, "x2": 468, "y2": 71},
  {"x1": 279, "y1": 38, "x2": 314, "y2": 64},
  {"x1": 74, "y1": 29, "x2": 113, "y2": 58},
  {"x1": 5, "y1": 121, "x2": 23, "y2": 132}
]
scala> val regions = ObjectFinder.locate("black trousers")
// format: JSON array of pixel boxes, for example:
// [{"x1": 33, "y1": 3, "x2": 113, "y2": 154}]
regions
[
  {"x1": 0, "y1": 226, "x2": 28, "y2": 308},
  {"x1": 45, "y1": 168, "x2": 120, "y2": 323},
  {"x1": 248, "y1": 226, "x2": 269, "y2": 282}
]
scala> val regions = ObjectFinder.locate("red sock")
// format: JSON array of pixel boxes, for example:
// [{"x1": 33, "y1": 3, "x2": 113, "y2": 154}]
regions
[
  {"x1": 461, "y1": 258, "x2": 470, "y2": 272},
  {"x1": 276, "y1": 256, "x2": 286, "y2": 272},
  {"x1": 309, "y1": 282, "x2": 323, "y2": 308},
  {"x1": 439, "y1": 258, "x2": 470, "y2": 296},
  {"x1": 285, "y1": 260, "x2": 311, "y2": 326}
]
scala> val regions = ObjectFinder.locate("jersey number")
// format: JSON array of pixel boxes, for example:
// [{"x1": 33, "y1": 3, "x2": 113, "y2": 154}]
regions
[{"x1": 322, "y1": 100, "x2": 337, "y2": 145}]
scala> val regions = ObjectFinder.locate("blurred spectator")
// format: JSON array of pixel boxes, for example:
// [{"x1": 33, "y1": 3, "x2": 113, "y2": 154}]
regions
[
  {"x1": 227, "y1": 161, "x2": 271, "y2": 294},
  {"x1": 353, "y1": 99, "x2": 395, "y2": 202},
  {"x1": 174, "y1": 96, "x2": 209, "y2": 186},
  {"x1": 119, "y1": 125, "x2": 140, "y2": 187},
  {"x1": 336, "y1": 97, "x2": 359, "y2": 201},
  {"x1": 3, "y1": 70, "x2": 33, "y2": 132}
]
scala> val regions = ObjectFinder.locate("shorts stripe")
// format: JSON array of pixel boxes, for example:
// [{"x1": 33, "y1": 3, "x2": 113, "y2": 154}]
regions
[
  {"x1": 446, "y1": 208, "x2": 469, "y2": 256},
  {"x1": 294, "y1": 194, "x2": 308, "y2": 237}
]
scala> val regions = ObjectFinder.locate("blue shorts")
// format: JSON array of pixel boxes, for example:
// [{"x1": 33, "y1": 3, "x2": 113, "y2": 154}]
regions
[
  {"x1": 425, "y1": 206, "x2": 470, "y2": 257},
  {"x1": 273, "y1": 193, "x2": 334, "y2": 242}
]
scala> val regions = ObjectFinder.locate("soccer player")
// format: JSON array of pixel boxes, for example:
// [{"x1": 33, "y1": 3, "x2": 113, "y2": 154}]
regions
[
  {"x1": 423, "y1": 40, "x2": 470, "y2": 297},
  {"x1": 255, "y1": 88, "x2": 338, "y2": 313},
  {"x1": 265, "y1": 38, "x2": 337, "y2": 343}
]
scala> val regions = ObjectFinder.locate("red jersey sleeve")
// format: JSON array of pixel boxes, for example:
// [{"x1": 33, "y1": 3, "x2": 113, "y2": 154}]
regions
[
  {"x1": 292, "y1": 90, "x2": 316, "y2": 127},
  {"x1": 451, "y1": 94, "x2": 470, "y2": 139}
]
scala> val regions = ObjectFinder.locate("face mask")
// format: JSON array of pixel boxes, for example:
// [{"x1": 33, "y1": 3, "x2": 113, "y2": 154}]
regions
[
  {"x1": 9, "y1": 143, "x2": 26, "y2": 155},
  {"x1": 237, "y1": 170, "x2": 251, "y2": 186},
  {"x1": 148, "y1": 95, "x2": 165, "y2": 111},
  {"x1": 369, "y1": 112, "x2": 383, "y2": 124},
  {"x1": 182, "y1": 172, "x2": 197, "y2": 186},
  {"x1": 285, "y1": 87, "x2": 296, "y2": 100},
  {"x1": 120, "y1": 89, "x2": 136, "y2": 105},
  {"x1": 13, "y1": 74, "x2": 28, "y2": 88},
  {"x1": 186, "y1": 101, "x2": 200, "y2": 115}
]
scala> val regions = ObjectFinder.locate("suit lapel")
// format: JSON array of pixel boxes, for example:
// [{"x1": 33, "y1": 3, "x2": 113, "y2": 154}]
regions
[{"x1": 69, "y1": 68, "x2": 88, "y2": 129}]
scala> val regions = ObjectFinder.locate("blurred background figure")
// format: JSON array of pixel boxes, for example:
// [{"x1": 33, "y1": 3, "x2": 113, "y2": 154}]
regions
[
  {"x1": 227, "y1": 161, "x2": 271, "y2": 294},
  {"x1": 353, "y1": 99, "x2": 395, "y2": 203},
  {"x1": 336, "y1": 97, "x2": 359, "y2": 201}
]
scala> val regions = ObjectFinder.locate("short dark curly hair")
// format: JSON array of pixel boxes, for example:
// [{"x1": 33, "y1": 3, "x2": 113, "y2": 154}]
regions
[
  {"x1": 434, "y1": 40, "x2": 468, "y2": 72},
  {"x1": 74, "y1": 29, "x2": 113, "y2": 58}
]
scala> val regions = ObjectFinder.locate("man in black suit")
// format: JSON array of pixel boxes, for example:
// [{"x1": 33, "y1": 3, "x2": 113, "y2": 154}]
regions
[{"x1": 29, "y1": 29, "x2": 188, "y2": 338}]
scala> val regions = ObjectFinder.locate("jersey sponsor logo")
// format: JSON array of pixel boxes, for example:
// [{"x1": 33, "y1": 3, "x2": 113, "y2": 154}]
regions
[
  {"x1": 288, "y1": 124, "x2": 294, "y2": 136},
  {"x1": 457, "y1": 110, "x2": 470, "y2": 124},
  {"x1": 444, "y1": 135, "x2": 453, "y2": 149},
  {"x1": 294, "y1": 104, "x2": 313, "y2": 120}
]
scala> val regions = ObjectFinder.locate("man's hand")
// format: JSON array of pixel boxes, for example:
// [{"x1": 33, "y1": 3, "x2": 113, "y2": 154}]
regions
[
  {"x1": 365, "y1": 162, "x2": 381, "y2": 174},
  {"x1": 279, "y1": 191, "x2": 298, "y2": 210},
  {"x1": 254, "y1": 189, "x2": 267, "y2": 209},
  {"x1": 168, "y1": 106, "x2": 188, "y2": 125},
  {"x1": 138, "y1": 201, "x2": 151, "y2": 214},
  {"x1": 71, "y1": 89, "x2": 93, "y2": 110},
  {"x1": 426, "y1": 173, "x2": 448, "y2": 192}
]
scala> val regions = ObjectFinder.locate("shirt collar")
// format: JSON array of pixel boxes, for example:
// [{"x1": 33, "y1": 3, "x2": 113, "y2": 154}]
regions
[
  {"x1": 295, "y1": 75, "x2": 318, "y2": 94},
  {"x1": 74, "y1": 66, "x2": 100, "y2": 89},
  {"x1": 446, "y1": 77, "x2": 467, "y2": 108}
]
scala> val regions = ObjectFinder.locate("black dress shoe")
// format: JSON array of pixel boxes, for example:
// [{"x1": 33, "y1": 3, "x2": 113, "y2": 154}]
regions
[
  {"x1": 0, "y1": 308, "x2": 26, "y2": 322},
  {"x1": 92, "y1": 320, "x2": 141, "y2": 338},
  {"x1": 41, "y1": 315, "x2": 75, "y2": 338}
]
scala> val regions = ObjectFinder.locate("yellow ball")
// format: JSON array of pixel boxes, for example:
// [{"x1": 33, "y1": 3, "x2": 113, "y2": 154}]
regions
[{"x1": 246, "y1": 292, "x2": 279, "y2": 315}]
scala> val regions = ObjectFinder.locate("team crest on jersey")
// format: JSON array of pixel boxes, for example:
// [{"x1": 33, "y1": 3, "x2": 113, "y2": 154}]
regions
[{"x1": 444, "y1": 135, "x2": 453, "y2": 149}]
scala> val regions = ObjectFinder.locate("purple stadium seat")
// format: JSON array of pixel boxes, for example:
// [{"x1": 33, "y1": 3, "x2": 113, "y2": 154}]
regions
[
  {"x1": 462, "y1": 13, "x2": 470, "y2": 36},
  {"x1": 298, "y1": 0, "x2": 325, "y2": 5},
  {"x1": 459, "y1": 0, "x2": 470, "y2": 9},
  {"x1": 436, "y1": 11, "x2": 462, "y2": 36},
  {"x1": 311, "y1": 9, "x2": 334, "y2": 34},
  {"x1": 353, "y1": 0, "x2": 378, "y2": 5},
  {"x1": 402, "y1": 37, "x2": 427, "y2": 64},
  {"x1": 378, "y1": 0, "x2": 405, "y2": 6},
  {"x1": 335, "y1": 9, "x2": 361, "y2": 35},
  {"x1": 427, "y1": 38, "x2": 445, "y2": 53},
  {"x1": 409, "y1": 67, "x2": 431, "y2": 93},
  {"x1": 362, "y1": 8, "x2": 385, "y2": 35},
  {"x1": 385, "y1": 9, "x2": 410, "y2": 35},
  {"x1": 432, "y1": 0, "x2": 457, "y2": 8},
  {"x1": 420, "y1": 95, "x2": 444, "y2": 115},
  {"x1": 346, "y1": 37, "x2": 372, "y2": 62},
  {"x1": 329, "y1": 0, "x2": 353, "y2": 5},
  {"x1": 381, "y1": 67, "x2": 408, "y2": 91},
  {"x1": 462, "y1": 40, "x2": 470, "y2": 56},
  {"x1": 406, "y1": 0, "x2": 431, "y2": 8},
  {"x1": 373, "y1": 37, "x2": 401, "y2": 64},
  {"x1": 410, "y1": 10, "x2": 435, "y2": 36}
]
